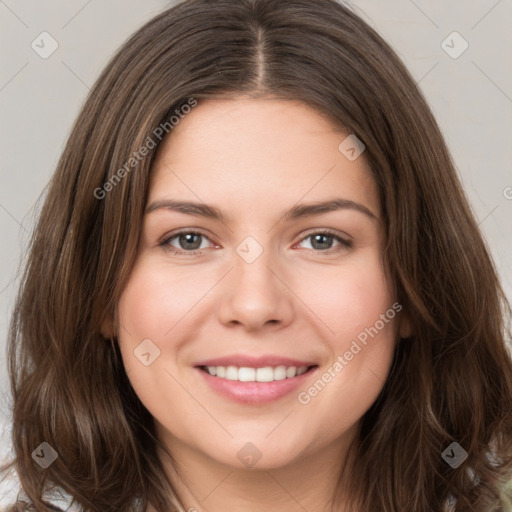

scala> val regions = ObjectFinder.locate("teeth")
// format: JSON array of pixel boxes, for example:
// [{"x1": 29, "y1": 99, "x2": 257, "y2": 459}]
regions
[
  {"x1": 297, "y1": 366, "x2": 308, "y2": 376},
  {"x1": 286, "y1": 366, "x2": 297, "y2": 378},
  {"x1": 256, "y1": 367, "x2": 274, "y2": 382},
  {"x1": 238, "y1": 367, "x2": 256, "y2": 381},
  {"x1": 273, "y1": 365, "x2": 287, "y2": 380},
  {"x1": 203, "y1": 365, "x2": 312, "y2": 382},
  {"x1": 225, "y1": 366, "x2": 238, "y2": 380}
]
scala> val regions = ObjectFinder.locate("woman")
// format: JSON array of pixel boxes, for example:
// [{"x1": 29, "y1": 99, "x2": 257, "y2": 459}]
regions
[{"x1": 2, "y1": 0, "x2": 512, "y2": 510}]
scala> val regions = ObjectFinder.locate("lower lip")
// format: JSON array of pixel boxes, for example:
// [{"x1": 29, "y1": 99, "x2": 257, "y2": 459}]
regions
[{"x1": 196, "y1": 367, "x2": 318, "y2": 404}]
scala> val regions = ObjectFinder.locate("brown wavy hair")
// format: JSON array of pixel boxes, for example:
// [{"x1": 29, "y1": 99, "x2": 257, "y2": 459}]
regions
[{"x1": 3, "y1": 0, "x2": 512, "y2": 510}]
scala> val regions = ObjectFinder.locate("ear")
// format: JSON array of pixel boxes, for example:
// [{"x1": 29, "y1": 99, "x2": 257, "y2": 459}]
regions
[
  {"x1": 398, "y1": 309, "x2": 413, "y2": 339},
  {"x1": 100, "y1": 315, "x2": 116, "y2": 339}
]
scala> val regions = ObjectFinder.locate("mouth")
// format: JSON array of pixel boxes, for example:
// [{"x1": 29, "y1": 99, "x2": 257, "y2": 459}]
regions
[
  {"x1": 198, "y1": 364, "x2": 317, "y2": 382},
  {"x1": 194, "y1": 357, "x2": 319, "y2": 404}
]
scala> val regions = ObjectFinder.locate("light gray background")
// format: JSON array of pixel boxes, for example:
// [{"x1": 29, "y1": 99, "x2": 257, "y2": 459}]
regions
[{"x1": 1, "y1": 0, "x2": 511, "y2": 422}]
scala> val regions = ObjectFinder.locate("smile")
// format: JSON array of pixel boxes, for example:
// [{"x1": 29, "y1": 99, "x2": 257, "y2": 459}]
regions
[
  {"x1": 200, "y1": 365, "x2": 312, "y2": 382},
  {"x1": 194, "y1": 356, "x2": 319, "y2": 404}
]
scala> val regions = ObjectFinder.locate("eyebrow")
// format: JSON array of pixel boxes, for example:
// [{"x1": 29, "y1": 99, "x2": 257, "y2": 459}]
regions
[{"x1": 145, "y1": 198, "x2": 378, "y2": 223}]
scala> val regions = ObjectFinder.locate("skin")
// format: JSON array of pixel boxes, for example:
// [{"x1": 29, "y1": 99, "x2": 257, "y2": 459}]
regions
[{"x1": 106, "y1": 97, "x2": 411, "y2": 512}]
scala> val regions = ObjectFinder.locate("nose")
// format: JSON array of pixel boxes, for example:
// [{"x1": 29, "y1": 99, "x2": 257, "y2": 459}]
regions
[{"x1": 217, "y1": 244, "x2": 295, "y2": 332}]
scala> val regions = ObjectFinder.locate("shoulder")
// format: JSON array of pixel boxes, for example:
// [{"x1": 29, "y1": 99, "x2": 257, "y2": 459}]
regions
[{"x1": 0, "y1": 418, "x2": 81, "y2": 511}]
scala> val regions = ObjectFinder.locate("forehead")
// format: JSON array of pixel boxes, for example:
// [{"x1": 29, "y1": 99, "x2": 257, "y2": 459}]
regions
[{"x1": 148, "y1": 98, "x2": 379, "y2": 220}]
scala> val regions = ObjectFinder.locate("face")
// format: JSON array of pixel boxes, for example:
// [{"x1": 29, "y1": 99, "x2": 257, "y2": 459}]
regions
[{"x1": 112, "y1": 97, "x2": 409, "y2": 470}]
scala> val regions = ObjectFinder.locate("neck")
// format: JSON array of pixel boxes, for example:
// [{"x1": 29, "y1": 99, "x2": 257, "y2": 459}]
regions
[{"x1": 156, "y1": 428, "x2": 358, "y2": 512}]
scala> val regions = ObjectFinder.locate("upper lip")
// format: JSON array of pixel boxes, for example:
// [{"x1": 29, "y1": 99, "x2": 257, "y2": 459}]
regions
[{"x1": 194, "y1": 355, "x2": 318, "y2": 368}]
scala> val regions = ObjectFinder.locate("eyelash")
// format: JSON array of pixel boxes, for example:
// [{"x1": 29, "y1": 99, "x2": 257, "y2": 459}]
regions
[{"x1": 159, "y1": 228, "x2": 353, "y2": 256}]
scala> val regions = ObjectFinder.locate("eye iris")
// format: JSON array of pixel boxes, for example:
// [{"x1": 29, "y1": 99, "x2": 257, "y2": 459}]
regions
[
  {"x1": 179, "y1": 233, "x2": 202, "y2": 250},
  {"x1": 311, "y1": 234, "x2": 333, "y2": 250}
]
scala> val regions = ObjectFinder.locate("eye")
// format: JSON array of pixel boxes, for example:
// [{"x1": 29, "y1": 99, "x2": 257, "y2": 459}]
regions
[
  {"x1": 160, "y1": 230, "x2": 214, "y2": 254},
  {"x1": 159, "y1": 228, "x2": 352, "y2": 256},
  {"x1": 295, "y1": 229, "x2": 352, "y2": 254}
]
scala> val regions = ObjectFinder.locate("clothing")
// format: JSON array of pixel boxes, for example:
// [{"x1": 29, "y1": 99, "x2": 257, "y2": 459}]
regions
[{"x1": 0, "y1": 418, "x2": 80, "y2": 511}]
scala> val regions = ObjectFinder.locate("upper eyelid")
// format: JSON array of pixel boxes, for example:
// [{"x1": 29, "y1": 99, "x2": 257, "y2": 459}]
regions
[
  {"x1": 297, "y1": 227, "x2": 352, "y2": 241},
  {"x1": 162, "y1": 228, "x2": 218, "y2": 245}
]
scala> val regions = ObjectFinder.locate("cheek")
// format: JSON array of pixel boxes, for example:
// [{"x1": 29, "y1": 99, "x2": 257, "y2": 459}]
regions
[
  {"x1": 300, "y1": 250, "x2": 394, "y2": 341},
  {"x1": 295, "y1": 273, "x2": 397, "y2": 437},
  {"x1": 115, "y1": 259, "x2": 196, "y2": 420},
  {"x1": 296, "y1": 251, "x2": 397, "y2": 396},
  {"x1": 115, "y1": 259, "x2": 184, "y2": 384},
  {"x1": 117, "y1": 257, "x2": 211, "y2": 345}
]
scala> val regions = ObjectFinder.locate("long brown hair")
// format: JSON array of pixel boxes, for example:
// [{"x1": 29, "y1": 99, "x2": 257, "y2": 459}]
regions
[{"x1": 3, "y1": 0, "x2": 512, "y2": 510}]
